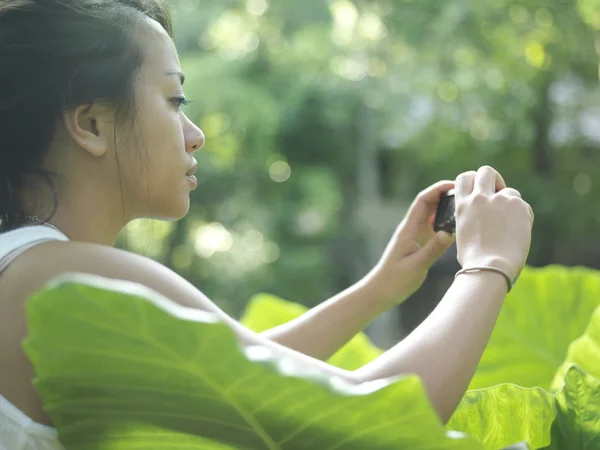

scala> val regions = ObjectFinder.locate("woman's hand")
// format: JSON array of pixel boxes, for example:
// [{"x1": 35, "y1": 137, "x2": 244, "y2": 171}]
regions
[
  {"x1": 363, "y1": 180, "x2": 458, "y2": 306},
  {"x1": 455, "y1": 166, "x2": 534, "y2": 282},
  {"x1": 355, "y1": 167, "x2": 533, "y2": 424}
]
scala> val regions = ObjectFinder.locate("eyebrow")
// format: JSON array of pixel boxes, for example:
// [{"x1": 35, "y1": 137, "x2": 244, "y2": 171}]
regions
[{"x1": 166, "y1": 71, "x2": 185, "y2": 86}]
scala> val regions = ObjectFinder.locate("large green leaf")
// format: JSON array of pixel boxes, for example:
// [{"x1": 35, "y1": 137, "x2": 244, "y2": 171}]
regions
[
  {"x1": 448, "y1": 384, "x2": 556, "y2": 449},
  {"x1": 551, "y1": 302, "x2": 600, "y2": 390},
  {"x1": 542, "y1": 365, "x2": 600, "y2": 450},
  {"x1": 23, "y1": 273, "x2": 482, "y2": 450},
  {"x1": 469, "y1": 265, "x2": 600, "y2": 391},
  {"x1": 241, "y1": 293, "x2": 383, "y2": 370},
  {"x1": 448, "y1": 365, "x2": 600, "y2": 450}
]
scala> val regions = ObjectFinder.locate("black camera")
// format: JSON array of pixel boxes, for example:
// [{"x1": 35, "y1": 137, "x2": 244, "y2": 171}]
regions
[{"x1": 433, "y1": 189, "x2": 455, "y2": 234}]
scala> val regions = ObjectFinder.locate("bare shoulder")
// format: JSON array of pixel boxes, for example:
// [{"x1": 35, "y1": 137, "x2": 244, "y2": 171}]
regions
[
  {"x1": 1, "y1": 240, "x2": 216, "y2": 313},
  {"x1": 0, "y1": 240, "x2": 221, "y2": 425}
]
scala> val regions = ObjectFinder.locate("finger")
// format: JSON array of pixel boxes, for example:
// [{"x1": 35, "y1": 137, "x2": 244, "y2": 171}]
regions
[
  {"x1": 406, "y1": 180, "x2": 455, "y2": 226},
  {"x1": 502, "y1": 190, "x2": 534, "y2": 223},
  {"x1": 418, "y1": 223, "x2": 436, "y2": 247},
  {"x1": 416, "y1": 180, "x2": 456, "y2": 206},
  {"x1": 524, "y1": 200, "x2": 534, "y2": 223},
  {"x1": 411, "y1": 231, "x2": 455, "y2": 269},
  {"x1": 499, "y1": 187, "x2": 521, "y2": 198},
  {"x1": 455, "y1": 171, "x2": 476, "y2": 198},
  {"x1": 474, "y1": 166, "x2": 506, "y2": 195},
  {"x1": 427, "y1": 213, "x2": 435, "y2": 226}
]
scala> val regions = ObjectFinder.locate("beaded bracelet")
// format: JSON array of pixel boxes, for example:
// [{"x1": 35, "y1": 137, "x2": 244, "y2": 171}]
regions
[{"x1": 455, "y1": 266, "x2": 517, "y2": 293}]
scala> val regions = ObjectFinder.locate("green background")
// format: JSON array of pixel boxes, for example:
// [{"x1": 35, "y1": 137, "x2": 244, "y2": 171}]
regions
[{"x1": 116, "y1": 0, "x2": 600, "y2": 345}]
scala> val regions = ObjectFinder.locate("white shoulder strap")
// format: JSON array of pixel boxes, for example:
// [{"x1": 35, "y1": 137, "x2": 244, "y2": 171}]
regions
[{"x1": 0, "y1": 226, "x2": 69, "y2": 275}]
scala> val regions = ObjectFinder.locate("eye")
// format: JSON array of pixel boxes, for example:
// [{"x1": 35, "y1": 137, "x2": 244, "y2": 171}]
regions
[{"x1": 170, "y1": 96, "x2": 193, "y2": 110}]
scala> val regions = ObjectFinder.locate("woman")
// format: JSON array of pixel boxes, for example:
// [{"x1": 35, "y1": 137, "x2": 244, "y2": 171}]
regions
[{"x1": 0, "y1": 1, "x2": 534, "y2": 449}]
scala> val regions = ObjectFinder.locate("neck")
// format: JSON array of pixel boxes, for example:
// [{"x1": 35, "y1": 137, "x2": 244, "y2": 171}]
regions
[
  {"x1": 47, "y1": 204, "x2": 126, "y2": 246},
  {"x1": 21, "y1": 187, "x2": 128, "y2": 246}
]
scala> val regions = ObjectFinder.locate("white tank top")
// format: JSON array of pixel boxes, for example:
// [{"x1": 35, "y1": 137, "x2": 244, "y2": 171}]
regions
[{"x1": 0, "y1": 225, "x2": 69, "y2": 450}]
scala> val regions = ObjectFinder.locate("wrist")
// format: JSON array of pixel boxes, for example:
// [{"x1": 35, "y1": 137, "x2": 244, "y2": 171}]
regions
[
  {"x1": 453, "y1": 268, "x2": 510, "y2": 295},
  {"x1": 462, "y1": 256, "x2": 520, "y2": 281},
  {"x1": 456, "y1": 266, "x2": 514, "y2": 293},
  {"x1": 357, "y1": 271, "x2": 402, "y2": 313}
]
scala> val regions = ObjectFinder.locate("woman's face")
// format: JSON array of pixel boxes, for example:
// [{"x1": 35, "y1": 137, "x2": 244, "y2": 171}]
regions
[{"x1": 119, "y1": 18, "x2": 205, "y2": 221}]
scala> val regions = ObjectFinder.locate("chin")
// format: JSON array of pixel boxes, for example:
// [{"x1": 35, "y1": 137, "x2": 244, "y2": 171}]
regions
[
  {"x1": 134, "y1": 181, "x2": 193, "y2": 220},
  {"x1": 167, "y1": 198, "x2": 191, "y2": 220},
  {"x1": 148, "y1": 194, "x2": 191, "y2": 221}
]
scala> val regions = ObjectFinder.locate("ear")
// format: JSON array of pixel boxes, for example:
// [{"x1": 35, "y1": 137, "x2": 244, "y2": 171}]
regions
[{"x1": 63, "y1": 103, "x2": 115, "y2": 157}]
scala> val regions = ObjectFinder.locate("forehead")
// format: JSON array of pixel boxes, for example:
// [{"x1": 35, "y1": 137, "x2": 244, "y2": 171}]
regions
[{"x1": 136, "y1": 18, "x2": 181, "y2": 85}]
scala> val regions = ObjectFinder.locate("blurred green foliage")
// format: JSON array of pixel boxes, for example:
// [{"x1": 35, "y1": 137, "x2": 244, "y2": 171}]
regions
[{"x1": 116, "y1": 0, "x2": 600, "y2": 323}]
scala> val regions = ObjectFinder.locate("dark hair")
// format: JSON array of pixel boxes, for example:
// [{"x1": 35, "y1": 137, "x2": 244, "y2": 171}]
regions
[{"x1": 0, "y1": 0, "x2": 173, "y2": 232}]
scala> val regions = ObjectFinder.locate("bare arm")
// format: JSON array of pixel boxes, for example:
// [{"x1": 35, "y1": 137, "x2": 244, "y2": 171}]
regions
[
  {"x1": 259, "y1": 179, "x2": 460, "y2": 362},
  {"x1": 257, "y1": 165, "x2": 533, "y2": 424},
  {"x1": 256, "y1": 167, "x2": 533, "y2": 425},
  {"x1": 256, "y1": 263, "x2": 511, "y2": 423},
  {"x1": 259, "y1": 279, "x2": 387, "y2": 361},
  {"x1": 355, "y1": 270, "x2": 507, "y2": 423}
]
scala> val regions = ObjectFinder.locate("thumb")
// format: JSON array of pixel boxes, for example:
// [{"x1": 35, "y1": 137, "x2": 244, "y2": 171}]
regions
[{"x1": 412, "y1": 231, "x2": 455, "y2": 268}]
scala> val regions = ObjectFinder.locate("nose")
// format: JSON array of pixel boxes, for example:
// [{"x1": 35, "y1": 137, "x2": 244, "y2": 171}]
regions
[{"x1": 183, "y1": 115, "x2": 205, "y2": 153}]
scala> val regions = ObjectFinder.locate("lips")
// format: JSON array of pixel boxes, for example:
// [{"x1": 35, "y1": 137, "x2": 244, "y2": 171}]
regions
[{"x1": 186, "y1": 160, "x2": 198, "y2": 176}]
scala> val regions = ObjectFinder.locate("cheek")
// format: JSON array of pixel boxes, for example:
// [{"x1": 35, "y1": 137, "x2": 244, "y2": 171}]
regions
[
  {"x1": 128, "y1": 103, "x2": 186, "y2": 187},
  {"x1": 154, "y1": 117, "x2": 185, "y2": 175},
  {"x1": 154, "y1": 109, "x2": 186, "y2": 152},
  {"x1": 133, "y1": 114, "x2": 182, "y2": 172},
  {"x1": 139, "y1": 92, "x2": 185, "y2": 146}
]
